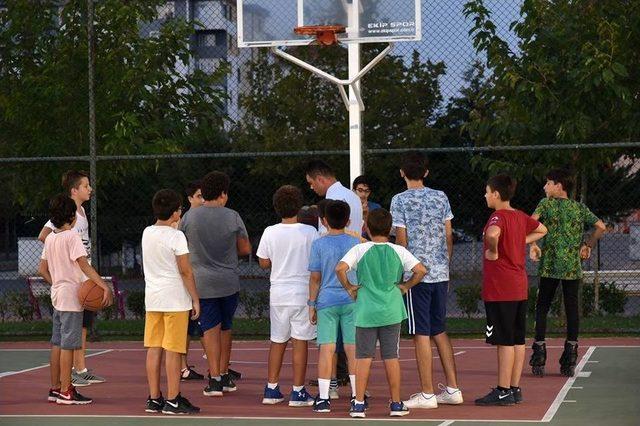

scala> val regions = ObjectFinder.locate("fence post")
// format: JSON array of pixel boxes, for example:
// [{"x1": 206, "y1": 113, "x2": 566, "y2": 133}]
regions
[
  {"x1": 87, "y1": 0, "x2": 98, "y2": 266},
  {"x1": 594, "y1": 239, "x2": 601, "y2": 314}
]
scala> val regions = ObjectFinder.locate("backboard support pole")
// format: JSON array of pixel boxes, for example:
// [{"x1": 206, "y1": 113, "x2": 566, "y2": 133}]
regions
[{"x1": 347, "y1": 0, "x2": 362, "y2": 185}]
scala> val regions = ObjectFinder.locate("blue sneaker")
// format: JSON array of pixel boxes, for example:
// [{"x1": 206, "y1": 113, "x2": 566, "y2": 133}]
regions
[
  {"x1": 350, "y1": 395, "x2": 369, "y2": 410},
  {"x1": 262, "y1": 385, "x2": 284, "y2": 405},
  {"x1": 389, "y1": 401, "x2": 410, "y2": 417},
  {"x1": 312, "y1": 396, "x2": 331, "y2": 413},
  {"x1": 350, "y1": 400, "x2": 366, "y2": 418},
  {"x1": 289, "y1": 387, "x2": 314, "y2": 407}
]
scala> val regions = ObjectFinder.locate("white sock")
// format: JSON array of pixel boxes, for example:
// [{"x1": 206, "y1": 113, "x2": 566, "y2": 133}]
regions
[
  {"x1": 349, "y1": 374, "x2": 356, "y2": 398},
  {"x1": 355, "y1": 399, "x2": 365, "y2": 405},
  {"x1": 293, "y1": 385, "x2": 304, "y2": 392},
  {"x1": 76, "y1": 368, "x2": 88, "y2": 374},
  {"x1": 211, "y1": 375, "x2": 221, "y2": 381},
  {"x1": 447, "y1": 386, "x2": 459, "y2": 394},
  {"x1": 318, "y1": 378, "x2": 330, "y2": 400},
  {"x1": 267, "y1": 382, "x2": 278, "y2": 389}
]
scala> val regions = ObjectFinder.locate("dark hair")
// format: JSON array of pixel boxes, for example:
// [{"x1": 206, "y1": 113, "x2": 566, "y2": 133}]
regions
[
  {"x1": 305, "y1": 160, "x2": 335, "y2": 179},
  {"x1": 367, "y1": 208, "x2": 392, "y2": 237},
  {"x1": 400, "y1": 151, "x2": 429, "y2": 181},
  {"x1": 49, "y1": 194, "x2": 77, "y2": 228},
  {"x1": 352, "y1": 175, "x2": 373, "y2": 191},
  {"x1": 316, "y1": 199, "x2": 330, "y2": 219},
  {"x1": 201, "y1": 171, "x2": 230, "y2": 201},
  {"x1": 325, "y1": 200, "x2": 351, "y2": 230},
  {"x1": 185, "y1": 179, "x2": 202, "y2": 197},
  {"x1": 487, "y1": 174, "x2": 517, "y2": 201},
  {"x1": 273, "y1": 185, "x2": 303, "y2": 218},
  {"x1": 152, "y1": 189, "x2": 182, "y2": 220},
  {"x1": 61, "y1": 170, "x2": 89, "y2": 195},
  {"x1": 297, "y1": 205, "x2": 319, "y2": 229},
  {"x1": 546, "y1": 168, "x2": 574, "y2": 194}
]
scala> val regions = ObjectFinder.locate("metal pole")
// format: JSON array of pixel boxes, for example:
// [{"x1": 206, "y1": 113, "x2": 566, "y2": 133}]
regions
[
  {"x1": 348, "y1": 0, "x2": 362, "y2": 184},
  {"x1": 87, "y1": 0, "x2": 98, "y2": 265}
]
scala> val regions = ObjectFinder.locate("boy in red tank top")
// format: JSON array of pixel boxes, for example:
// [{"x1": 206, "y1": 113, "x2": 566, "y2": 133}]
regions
[{"x1": 475, "y1": 175, "x2": 547, "y2": 407}]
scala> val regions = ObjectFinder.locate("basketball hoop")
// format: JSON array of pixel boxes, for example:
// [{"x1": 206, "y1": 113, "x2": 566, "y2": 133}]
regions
[{"x1": 294, "y1": 25, "x2": 346, "y2": 46}]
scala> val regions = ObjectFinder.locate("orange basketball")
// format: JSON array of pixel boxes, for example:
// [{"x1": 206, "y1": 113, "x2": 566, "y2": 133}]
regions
[{"x1": 78, "y1": 279, "x2": 105, "y2": 312}]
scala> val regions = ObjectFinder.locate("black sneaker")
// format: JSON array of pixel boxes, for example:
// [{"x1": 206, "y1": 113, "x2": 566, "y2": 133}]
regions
[
  {"x1": 228, "y1": 368, "x2": 242, "y2": 380},
  {"x1": 474, "y1": 388, "x2": 515, "y2": 406},
  {"x1": 511, "y1": 386, "x2": 523, "y2": 404},
  {"x1": 313, "y1": 396, "x2": 331, "y2": 413},
  {"x1": 145, "y1": 395, "x2": 165, "y2": 413},
  {"x1": 177, "y1": 394, "x2": 200, "y2": 413},
  {"x1": 203, "y1": 377, "x2": 223, "y2": 396},
  {"x1": 181, "y1": 366, "x2": 204, "y2": 381},
  {"x1": 221, "y1": 373, "x2": 237, "y2": 392},
  {"x1": 56, "y1": 386, "x2": 93, "y2": 405},
  {"x1": 48, "y1": 388, "x2": 61, "y2": 403},
  {"x1": 161, "y1": 393, "x2": 198, "y2": 415}
]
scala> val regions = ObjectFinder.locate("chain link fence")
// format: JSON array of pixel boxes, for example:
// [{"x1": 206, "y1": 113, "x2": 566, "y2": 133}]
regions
[{"x1": 1, "y1": 1, "x2": 639, "y2": 333}]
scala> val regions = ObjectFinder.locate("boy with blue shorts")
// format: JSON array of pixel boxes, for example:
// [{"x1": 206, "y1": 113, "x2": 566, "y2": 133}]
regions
[
  {"x1": 337, "y1": 209, "x2": 427, "y2": 418},
  {"x1": 308, "y1": 200, "x2": 360, "y2": 412},
  {"x1": 258, "y1": 185, "x2": 318, "y2": 407},
  {"x1": 390, "y1": 151, "x2": 463, "y2": 409}
]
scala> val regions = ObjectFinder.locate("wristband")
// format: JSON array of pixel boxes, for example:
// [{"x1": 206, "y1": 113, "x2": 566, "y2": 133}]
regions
[{"x1": 307, "y1": 300, "x2": 317, "y2": 307}]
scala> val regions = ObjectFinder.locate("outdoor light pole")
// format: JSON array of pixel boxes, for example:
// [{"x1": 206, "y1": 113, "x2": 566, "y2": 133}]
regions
[{"x1": 87, "y1": 0, "x2": 98, "y2": 264}]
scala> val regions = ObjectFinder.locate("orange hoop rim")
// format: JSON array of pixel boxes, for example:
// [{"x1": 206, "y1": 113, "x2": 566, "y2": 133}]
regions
[{"x1": 294, "y1": 25, "x2": 346, "y2": 45}]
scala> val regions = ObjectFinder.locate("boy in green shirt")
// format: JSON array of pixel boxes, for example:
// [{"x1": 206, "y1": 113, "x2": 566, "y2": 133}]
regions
[
  {"x1": 336, "y1": 209, "x2": 427, "y2": 418},
  {"x1": 529, "y1": 169, "x2": 606, "y2": 377}
]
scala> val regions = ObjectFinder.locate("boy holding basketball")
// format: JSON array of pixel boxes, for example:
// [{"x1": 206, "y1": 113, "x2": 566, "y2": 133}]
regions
[
  {"x1": 257, "y1": 185, "x2": 318, "y2": 407},
  {"x1": 476, "y1": 175, "x2": 546, "y2": 406},
  {"x1": 38, "y1": 170, "x2": 104, "y2": 387},
  {"x1": 142, "y1": 189, "x2": 201, "y2": 414},
  {"x1": 38, "y1": 194, "x2": 113, "y2": 405}
]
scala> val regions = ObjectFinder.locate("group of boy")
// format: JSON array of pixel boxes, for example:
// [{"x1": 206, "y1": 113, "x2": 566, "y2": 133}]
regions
[{"x1": 39, "y1": 155, "x2": 604, "y2": 416}]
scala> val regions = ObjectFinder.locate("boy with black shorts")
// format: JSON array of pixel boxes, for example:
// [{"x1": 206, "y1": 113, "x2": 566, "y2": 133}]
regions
[
  {"x1": 528, "y1": 169, "x2": 605, "y2": 377},
  {"x1": 337, "y1": 209, "x2": 427, "y2": 418},
  {"x1": 38, "y1": 170, "x2": 105, "y2": 387},
  {"x1": 476, "y1": 175, "x2": 547, "y2": 406},
  {"x1": 38, "y1": 195, "x2": 113, "y2": 405}
]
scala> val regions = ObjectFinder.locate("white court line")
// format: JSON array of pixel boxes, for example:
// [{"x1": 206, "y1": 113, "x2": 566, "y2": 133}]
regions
[
  {"x1": 577, "y1": 371, "x2": 591, "y2": 378},
  {"x1": 230, "y1": 351, "x2": 466, "y2": 366},
  {"x1": 586, "y1": 360, "x2": 599, "y2": 363},
  {"x1": 571, "y1": 386, "x2": 583, "y2": 389},
  {"x1": 562, "y1": 400, "x2": 577, "y2": 403},
  {"x1": 0, "y1": 349, "x2": 113, "y2": 378},
  {"x1": 541, "y1": 345, "x2": 596, "y2": 422},
  {"x1": 437, "y1": 421, "x2": 455, "y2": 426}
]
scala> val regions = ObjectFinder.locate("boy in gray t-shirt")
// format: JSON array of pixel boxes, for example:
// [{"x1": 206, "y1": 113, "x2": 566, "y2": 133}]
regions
[{"x1": 179, "y1": 171, "x2": 251, "y2": 397}]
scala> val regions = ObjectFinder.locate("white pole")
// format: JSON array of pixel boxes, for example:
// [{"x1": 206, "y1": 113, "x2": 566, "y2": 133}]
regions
[{"x1": 348, "y1": 0, "x2": 362, "y2": 185}]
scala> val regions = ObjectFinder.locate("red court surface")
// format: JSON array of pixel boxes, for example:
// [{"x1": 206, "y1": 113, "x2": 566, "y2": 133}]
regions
[{"x1": 1, "y1": 337, "x2": 638, "y2": 421}]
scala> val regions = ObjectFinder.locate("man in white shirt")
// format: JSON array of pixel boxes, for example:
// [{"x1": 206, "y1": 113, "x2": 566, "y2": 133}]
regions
[{"x1": 305, "y1": 160, "x2": 363, "y2": 235}]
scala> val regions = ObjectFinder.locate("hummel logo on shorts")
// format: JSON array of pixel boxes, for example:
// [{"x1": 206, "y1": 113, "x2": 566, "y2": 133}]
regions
[{"x1": 486, "y1": 325, "x2": 494, "y2": 337}]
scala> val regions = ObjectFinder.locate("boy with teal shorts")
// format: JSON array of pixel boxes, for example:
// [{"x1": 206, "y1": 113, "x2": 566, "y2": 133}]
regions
[
  {"x1": 337, "y1": 209, "x2": 427, "y2": 418},
  {"x1": 308, "y1": 200, "x2": 360, "y2": 413}
]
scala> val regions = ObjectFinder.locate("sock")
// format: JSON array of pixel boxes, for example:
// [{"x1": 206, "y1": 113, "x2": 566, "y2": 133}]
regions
[
  {"x1": 421, "y1": 392, "x2": 435, "y2": 399},
  {"x1": 330, "y1": 377, "x2": 338, "y2": 389},
  {"x1": 293, "y1": 385, "x2": 304, "y2": 392},
  {"x1": 446, "y1": 386, "x2": 459, "y2": 394},
  {"x1": 211, "y1": 375, "x2": 221, "y2": 381},
  {"x1": 181, "y1": 368, "x2": 189, "y2": 378},
  {"x1": 355, "y1": 399, "x2": 365, "y2": 405},
  {"x1": 221, "y1": 371, "x2": 228, "y2": 376},
  {"x1": 267, "y1": 382, "x2": 278, "y2": 389},
  {"x1": 567, "y1": 340, "x2": 578, "y2": 346},
  {"x1": 534, "y1": 340, "x2": 545, "y2": 345},
  {"x1": 349, "y1": 374, "x2": 356, "y2": 398},
  {"x1": 497, "y1": 386, "x2": 510, "y2": 392},
  {"x1": 318, "y1": 378, "x2": 330, "y2": 400},
  {"x1": 75, "y1": 368, "x2": 88, "y2": 374},
  {"x1": 510, "y1": 386, "x2": 520, "y2": 390}
]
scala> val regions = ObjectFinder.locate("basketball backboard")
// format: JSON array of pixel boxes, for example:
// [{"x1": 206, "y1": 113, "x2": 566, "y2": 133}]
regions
[{"x1": 237, "y1": 0, "x2": 421, "y2": 47}]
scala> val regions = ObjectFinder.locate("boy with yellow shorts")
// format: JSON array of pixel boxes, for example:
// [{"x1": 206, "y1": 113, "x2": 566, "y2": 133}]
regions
[{"x1": 142, "y1": 189, "x2": 201, "y2": 415}]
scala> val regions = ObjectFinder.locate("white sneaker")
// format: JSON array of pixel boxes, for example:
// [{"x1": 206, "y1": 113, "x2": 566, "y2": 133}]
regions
[
  {"x1": 329, "y1": 386, "x2": 339, "y2": 400},
  {"x1": 435, "y1": 383, "x2": 463, "y2": 405},
  {"x1": 403, "y1": 392, "x2": 438, "y2": 409}
]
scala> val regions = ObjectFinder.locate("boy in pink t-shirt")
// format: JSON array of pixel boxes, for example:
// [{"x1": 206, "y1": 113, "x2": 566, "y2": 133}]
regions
[{"x1": 38, "y1": 195, "x2": 113, "y2": 405}]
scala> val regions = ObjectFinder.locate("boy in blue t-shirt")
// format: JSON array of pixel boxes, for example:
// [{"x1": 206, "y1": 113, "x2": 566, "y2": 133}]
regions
[{"x1": 308, "y1": 200, "x2": 360, "y2": 413}]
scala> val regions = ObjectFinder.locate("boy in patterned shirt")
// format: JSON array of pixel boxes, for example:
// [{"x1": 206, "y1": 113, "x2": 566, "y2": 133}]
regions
[{"x1": 528, "y1": 169, "x2": 606, "y2": 377}]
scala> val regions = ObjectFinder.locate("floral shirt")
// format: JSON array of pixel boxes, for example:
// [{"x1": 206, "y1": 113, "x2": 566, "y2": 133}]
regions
[{"x1": 534, "y1": 197, "x2": 599, "y2": 279}]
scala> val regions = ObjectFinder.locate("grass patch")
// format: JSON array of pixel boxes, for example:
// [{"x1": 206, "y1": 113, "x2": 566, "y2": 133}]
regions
[{"x1": 1, "y1": 316, "x2": 638, "y2": 341}]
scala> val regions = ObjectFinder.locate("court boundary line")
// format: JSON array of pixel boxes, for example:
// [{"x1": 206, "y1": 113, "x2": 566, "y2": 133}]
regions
[
  {"x1": 0, "y1": 349, "x2": 112, "y2": 378},
  {"x1": 541, "y1": 345, "x2": 596, "y2": 422}
]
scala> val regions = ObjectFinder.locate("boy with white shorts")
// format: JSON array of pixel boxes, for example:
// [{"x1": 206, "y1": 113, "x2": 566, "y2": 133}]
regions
[{"x1": 257, "y1": 185, "x2": 318, "y2": 407}]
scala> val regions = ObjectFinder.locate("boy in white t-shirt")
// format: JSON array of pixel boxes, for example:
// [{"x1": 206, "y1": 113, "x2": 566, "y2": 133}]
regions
[
  {"x1": 257, "y1": 185, "x2": 318, "y2": 407},
  {"x1": 38, "y1": 195, "x2": 113, "y2": 405},
  {"x1": 38, "y1": 170, "x2": 103, "y2": 386},
  {"x1": 142, "y1": 189, "x2": 201, "y2": 415}
]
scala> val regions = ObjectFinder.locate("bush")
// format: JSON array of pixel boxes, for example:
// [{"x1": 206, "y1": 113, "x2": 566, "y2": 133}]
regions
[
  {"x1": 6, "y1": 292, "x2": 34, "y2": 321},
  {"x1": 0, "y1": 296, "x2": 8, "y2": 322},
  {"x1": 100, "y1": 303, "x2": 118, "y2": 320},
  {"x1": 126, "y1": 290, "x2": 145, "y2": 319},
  {"x1": 582, "y1": 281, "x2": 627, "y2": 315},
  {"x1": 454, "y1": 284, "x2": 481, "y2": 318},
  {"x1": 239, "y1": 290, "x2": 269, "y2": 321},
  {"x1": 36, "y1": 295, "x2": 54, "y2": 317}
]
